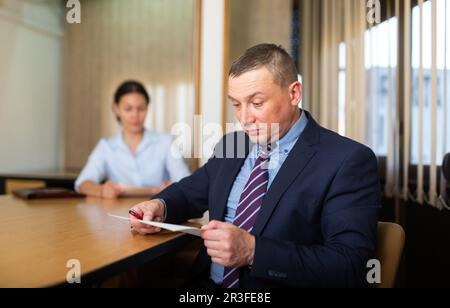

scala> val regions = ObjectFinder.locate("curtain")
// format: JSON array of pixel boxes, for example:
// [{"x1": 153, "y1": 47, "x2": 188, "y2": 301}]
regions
[
  {"x1": 410, "y1": 0, "x2": 449, "y2": 208},
  {"x1": 300, "y1": 0, "x2": 449, "y2": 209},
  {"x1": 300, "y1": 0, "x2": 366, "y2": 142}
]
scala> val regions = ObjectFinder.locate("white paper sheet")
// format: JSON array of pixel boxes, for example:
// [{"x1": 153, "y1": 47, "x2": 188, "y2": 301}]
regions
[{"x1": 108, "y1": 214, "x2": 201, "y2": 237}]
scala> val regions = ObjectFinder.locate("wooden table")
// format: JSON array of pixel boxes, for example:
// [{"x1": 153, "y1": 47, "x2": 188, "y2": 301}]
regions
[
  {"x1": 0, "y1": 169, "x2": 80, "y2": 195},
  {"x1": 0, "y1": 195, "x2": 198, "y2": 287}
]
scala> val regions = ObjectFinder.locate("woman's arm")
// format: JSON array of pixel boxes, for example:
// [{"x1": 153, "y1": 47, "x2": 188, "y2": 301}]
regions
[
  {"x1": 164, "y1": 137, "x2": 192, "y2": 182},
  {"x1": 118, "y1": 182, "x2": 171, "y2": 197},
  {"x1": 79, "y1": 180, "x2": 122, "y2": 198},
  {"x1": 79, "y1": 181, "x2": 102, "y2": 197},
  {"x1": 75, "y1": 140, "x2": 108, "y2": 193}
]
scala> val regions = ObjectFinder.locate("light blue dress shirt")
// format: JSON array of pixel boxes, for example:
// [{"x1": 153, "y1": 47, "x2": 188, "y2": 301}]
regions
[
  {"x1": 210, "y1": 110, "x2": 309, "y2": 284},
  {"x1": 75, "y1": 130, "x2": 191, "y2": 191}
]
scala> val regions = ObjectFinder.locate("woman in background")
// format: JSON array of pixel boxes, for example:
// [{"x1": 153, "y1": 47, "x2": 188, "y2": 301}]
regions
[{"x1": 75, "y1": 80, "x2": 190, "y2": 198}]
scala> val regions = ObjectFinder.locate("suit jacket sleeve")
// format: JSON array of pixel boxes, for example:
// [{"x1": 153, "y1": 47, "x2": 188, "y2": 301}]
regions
[
  {"x1": 154, "y1": 156, "x2": 215, "y2": 224},
  {"x1": 249, "y1": 146, "x2": 380, "y2": 287}
]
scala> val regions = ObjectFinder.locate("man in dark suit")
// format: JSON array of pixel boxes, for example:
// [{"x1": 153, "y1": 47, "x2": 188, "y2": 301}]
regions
[{"x1": 129, "y1": 43, "x2": 380, "y2": 288}]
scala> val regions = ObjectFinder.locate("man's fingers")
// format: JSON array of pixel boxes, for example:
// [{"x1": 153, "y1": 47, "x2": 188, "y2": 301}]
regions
[
  {"x1": 201, "y1": 228, "x2": 229, "y2": 241},
  {"x1": 206, "y1": 248, "x2": 224, "y2": 258},
  {"x1": 133, "y1": 227, "x2": 161, "y2": 235},
  {"x1": 130, "y1": 219, "x2": 159, "y2": 230},
  {"x1": 129, "y1": 206, "x2": 145, "y2": 217},
  {"x1": 202, "y1": 220, "x2": 234, "y2": 231},
  {"x1": 129, "y1": 202, "x2": 157, "y2": 221},
  {"x1": 201, "y1": 220, "x2": 221, "y2": 231},
  {"x1": 132, "y1": 224, "x2": 161, "y2": 234},
  {"x1": 143, "y1": 213, "x2": 154, "y2": 221},
  {"x1": 130, "y1": 211, "x2": 163, "y2": 231},
  {"x1": 204, "y1": 239, "x2": 224, "y2": 250},
  {"x1": 128, "y1": 200, "x2": 165, "y2": 232},
  {"x1": 211, "y1": 257, "x2": 226, "y2": 266}
]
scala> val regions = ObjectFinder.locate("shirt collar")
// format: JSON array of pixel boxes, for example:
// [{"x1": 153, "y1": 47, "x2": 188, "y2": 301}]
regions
[
  {"x1": 255, "y1": 108, "x2": 308, "y2": 157},
  {"x1": 276, "y1": 108, "x2": 308, "y2": 152},
  {"x1": 111, "y1": 129, "x2": 156, "y2": 153},
  {"x1": 136, "y1": 129, "x2": 155, "y2": 153}
]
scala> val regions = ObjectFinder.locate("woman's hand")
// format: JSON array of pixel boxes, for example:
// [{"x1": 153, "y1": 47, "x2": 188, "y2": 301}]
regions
[
  {"x1": 101, "y1": 181, "x2": 123, "y2": 199},
  {"x1": 149, "y1": 181, "x2": 171, "y2": 195}
]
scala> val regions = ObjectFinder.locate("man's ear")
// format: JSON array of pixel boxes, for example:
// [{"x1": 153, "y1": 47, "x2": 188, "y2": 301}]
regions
[{"x1": 289, "y1": 81, "x2": 302, "y2": 106}]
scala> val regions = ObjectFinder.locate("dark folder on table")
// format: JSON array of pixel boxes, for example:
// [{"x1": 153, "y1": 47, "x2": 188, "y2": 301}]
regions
[{"x1": 12, "y1": 188, "x2": 85, "y2": 199}]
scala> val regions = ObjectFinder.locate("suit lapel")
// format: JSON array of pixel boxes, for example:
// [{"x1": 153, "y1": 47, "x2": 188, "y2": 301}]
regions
[
  {"x1": 209, "y1": 132, "x2": 251, "y2": 220},
  {"x1": 252, "y1": 113, "x2": 320, "y2": 236}
]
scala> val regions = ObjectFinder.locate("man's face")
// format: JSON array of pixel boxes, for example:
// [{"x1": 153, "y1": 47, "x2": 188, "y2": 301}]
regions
[{"x1": 228, "y1": 67, "x2": 302, "y2": 144}]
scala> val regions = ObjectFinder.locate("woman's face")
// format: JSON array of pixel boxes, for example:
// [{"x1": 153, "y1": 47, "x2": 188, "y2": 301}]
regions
[{"x1": 114, "y1": 93, "x2": 148, "y2": 134}]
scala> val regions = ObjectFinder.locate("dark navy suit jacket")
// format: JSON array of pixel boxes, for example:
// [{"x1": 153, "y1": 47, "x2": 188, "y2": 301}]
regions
[{"x1": 156, "y1": 111, "x2": 380, "y2": 288}]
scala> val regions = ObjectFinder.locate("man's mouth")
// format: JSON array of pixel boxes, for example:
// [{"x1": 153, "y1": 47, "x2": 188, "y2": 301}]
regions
[{"x1": 246, "y1": 129, "x2": 259, "y2": 135}]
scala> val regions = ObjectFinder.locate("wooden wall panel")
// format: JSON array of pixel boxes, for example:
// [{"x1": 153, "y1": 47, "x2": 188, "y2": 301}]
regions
[
  {"x1": 64, "y1": 0, "x2": 196, "y2": 168},
  {"x1": 226, "y1": 0, "x2": 292, "y2": 124}
]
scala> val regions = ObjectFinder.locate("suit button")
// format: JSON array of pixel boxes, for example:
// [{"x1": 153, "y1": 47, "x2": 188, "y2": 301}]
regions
[{"x1": 268, "y1": 270, "x2": 287, "y2": 278}]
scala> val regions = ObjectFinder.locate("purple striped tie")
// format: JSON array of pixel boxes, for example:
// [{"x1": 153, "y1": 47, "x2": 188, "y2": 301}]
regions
[{"x1": 222, "y1": 154, "x2": 269, "y2": 288}]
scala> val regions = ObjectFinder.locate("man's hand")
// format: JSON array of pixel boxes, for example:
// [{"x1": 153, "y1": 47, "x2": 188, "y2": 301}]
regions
[
  {"x1": 101, "y1": 181, "x2": 123, "y2": 199},
  {"x1": 201, "y1": 220, "x2": 255, "y2": 268},
  {"x1": 129, "y1": 200, "x2": 165, "y2": 234}
]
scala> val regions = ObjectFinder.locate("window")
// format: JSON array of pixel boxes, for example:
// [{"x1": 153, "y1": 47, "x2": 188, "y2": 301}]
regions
[
  {"x1": 364, "y1": 17, "x2": 398, "y2": 156},
  {"x1": 411, "y1": 0, "x2": 450, "y2": 165}
]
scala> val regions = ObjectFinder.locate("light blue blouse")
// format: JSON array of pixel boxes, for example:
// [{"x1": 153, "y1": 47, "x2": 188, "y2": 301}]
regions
[{"x1": 75, "y1": 130, "x2": 191, "y2": 191}]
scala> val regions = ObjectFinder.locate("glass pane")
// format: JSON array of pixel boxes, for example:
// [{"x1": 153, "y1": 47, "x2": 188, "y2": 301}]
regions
[
  {"x1": 364, "y1": 17, "x2": 398, "y2": 156},
  {"x1": 411, "y1": 1, "x2": 449, "y2": 165}
]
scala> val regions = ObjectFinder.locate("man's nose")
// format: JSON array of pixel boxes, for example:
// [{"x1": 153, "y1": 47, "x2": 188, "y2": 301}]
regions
[{"x1": 240, "y1": 106, "x2": 255, "y2": 126}]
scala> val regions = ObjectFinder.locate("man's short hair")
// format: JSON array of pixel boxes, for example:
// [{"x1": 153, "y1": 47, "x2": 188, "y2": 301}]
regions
[{"x1": 229, "y1": 43, "x2": 298, "y2": 88}]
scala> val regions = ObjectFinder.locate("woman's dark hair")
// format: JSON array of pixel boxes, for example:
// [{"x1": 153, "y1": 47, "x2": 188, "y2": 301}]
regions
[{"x1": 114, "y1": 80, "x2": 150, "y2": 105}]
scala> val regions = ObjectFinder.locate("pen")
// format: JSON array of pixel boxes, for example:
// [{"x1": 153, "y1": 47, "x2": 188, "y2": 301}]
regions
[{"x1": 128, "y1": 209, "x2": 143, "y2": 220}]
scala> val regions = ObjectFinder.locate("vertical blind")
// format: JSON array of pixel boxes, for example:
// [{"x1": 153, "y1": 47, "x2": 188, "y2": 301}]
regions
[
  {"x1": 301, "y1": 0, "x2": 366, "y2": 142},
  {"x1": 410, "y1": 0, "x2": 449, "y2": 208},
  {"x1": 300, "y1": 0, "x2": 449, "y2": 209}
]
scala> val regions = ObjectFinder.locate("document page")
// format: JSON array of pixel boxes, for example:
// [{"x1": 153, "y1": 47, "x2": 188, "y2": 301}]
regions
[{"x1": 108, "y1": 214, "x2": 201, "y2": 237}]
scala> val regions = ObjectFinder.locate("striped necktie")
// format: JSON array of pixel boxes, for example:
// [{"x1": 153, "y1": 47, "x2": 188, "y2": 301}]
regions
[{"x1": 222, "y1": 153, "x2": 270, "y2": 288}]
